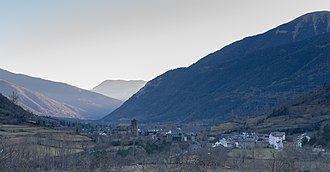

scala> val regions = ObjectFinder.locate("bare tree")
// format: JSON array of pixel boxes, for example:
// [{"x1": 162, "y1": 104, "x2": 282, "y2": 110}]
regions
[{"x1": 9, "y1": 91, "x2": 19, "y2": 105}]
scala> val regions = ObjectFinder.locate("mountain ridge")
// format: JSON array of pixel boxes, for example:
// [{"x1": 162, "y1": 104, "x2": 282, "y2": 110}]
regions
[
  {"x1": 104, "y1": 11, "x2": 330, "y2": 123},
  {"x1": 0, "y1": 80, "x2": 81, "y2": 118},
  {"x1": 0, "y1": 69, "x2": 123, "y2": 119},
  {"x1": 193, "y1": 10, "x2": 330, "y2": 69}
]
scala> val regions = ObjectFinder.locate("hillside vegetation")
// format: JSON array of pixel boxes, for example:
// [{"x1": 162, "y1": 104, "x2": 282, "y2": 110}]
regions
[{"x1": 211, "y1": 81, "x2": 330, "y2": 136}]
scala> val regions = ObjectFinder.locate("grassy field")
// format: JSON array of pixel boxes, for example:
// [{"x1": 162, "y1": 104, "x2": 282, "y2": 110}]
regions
[
  {"x1": 228, "y1": 148, "x2": 275, "y2": 159},
  {"x1": 0, "y1": 124, "x2": 95, "y2": 157}
]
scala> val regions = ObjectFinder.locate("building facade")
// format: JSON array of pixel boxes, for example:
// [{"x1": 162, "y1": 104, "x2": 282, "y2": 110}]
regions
[{"x1": 269, "y1": 132, "x2": 285, "y2": 150}]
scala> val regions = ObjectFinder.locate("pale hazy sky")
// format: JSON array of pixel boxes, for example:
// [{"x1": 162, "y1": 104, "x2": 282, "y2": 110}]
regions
[{"x1": 1, "y1": 0, "x2": 330, "y2": 89}]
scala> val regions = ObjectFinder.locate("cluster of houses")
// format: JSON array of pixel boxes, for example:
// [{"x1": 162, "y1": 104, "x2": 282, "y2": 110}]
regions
[
  {"x1": 212, "y1": 132, "x2": 286, "y2": 150},
  {"x1": 96, "y1": 119, "x2": 198, "y2": 144},
  {"x1": 142, "y1": 128, "x2": 197, "y2": 143},
  {"x1": 91, "y1": 120, "x2": 325, "y2": 154}
]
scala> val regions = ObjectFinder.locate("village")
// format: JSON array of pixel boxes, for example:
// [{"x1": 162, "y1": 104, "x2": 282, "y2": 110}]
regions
[
  {"x1": 77, "y1": 119, "x2": 322, "y2": 154},
  {"x1": 2, "y1": 117, "x2": 329, "y2": 171}
]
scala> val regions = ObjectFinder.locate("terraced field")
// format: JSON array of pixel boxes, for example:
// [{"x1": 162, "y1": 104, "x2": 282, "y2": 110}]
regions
[{"x1": 0, "y1": 124, "x2": 94, "y2": 157}]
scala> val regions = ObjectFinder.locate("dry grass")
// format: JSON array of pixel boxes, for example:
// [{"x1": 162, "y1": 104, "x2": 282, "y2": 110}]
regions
[
  {"x1": 228, "y1": 148, "x2": 275, "y2": 160},
  {"x1": 0, "y1": 124, "x2": 94, "y2": 157}
]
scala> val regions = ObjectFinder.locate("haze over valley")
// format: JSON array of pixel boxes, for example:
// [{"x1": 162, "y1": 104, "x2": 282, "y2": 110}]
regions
[
  {"x1": 0, "y1": 68, "x2": 122, "y2": 120},
  {"x1": 92, "y1": 80, "x2": 146, "y2": 101}
]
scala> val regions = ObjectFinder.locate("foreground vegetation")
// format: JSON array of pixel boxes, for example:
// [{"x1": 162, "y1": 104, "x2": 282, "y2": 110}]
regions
[
  {"x1": 1, "y1": 123, "x2": 330, "y2": 172},
  {"x1": 0, "y1": 124, "x2": 94, "y2": 171}
]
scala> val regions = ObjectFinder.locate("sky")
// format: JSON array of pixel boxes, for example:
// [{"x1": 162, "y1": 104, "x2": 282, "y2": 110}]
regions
[{"x1": 1, "y1": 0, "x2": 330, "y2": 90}]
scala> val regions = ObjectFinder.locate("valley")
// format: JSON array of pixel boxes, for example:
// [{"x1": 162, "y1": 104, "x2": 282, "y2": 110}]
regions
[
  {"x1": 0, "y1": 69, "x2": 122, "y2": 120},
  {"x1": 1, "y1": 9, "x2": 330, "y2": 172}
]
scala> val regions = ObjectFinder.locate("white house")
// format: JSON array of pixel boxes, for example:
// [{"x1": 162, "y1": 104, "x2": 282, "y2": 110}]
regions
[
  {"x1": 213, "y1": 138, "x2": 231, "y2": 148},
  {"x1": 269, "y1": 132, "x2": 285, "y2": 150}
]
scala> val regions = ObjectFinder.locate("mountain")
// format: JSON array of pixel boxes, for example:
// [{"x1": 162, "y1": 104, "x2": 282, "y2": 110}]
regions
[
  {"x1": 211, "y1": 81, "x2": 330, "y2": 135},
  {"x1": 104, "y1": 11, "x2": 330, "y2": 123},
  {"x1": 0, "y1": 80, "x2": 81, "y2": 118},
  {"x1": 0, "y1": 69, "x2": 123, "y2": 120},
  {"x1": 92, "y1": 80, "x2": 146, "y2": 101}
]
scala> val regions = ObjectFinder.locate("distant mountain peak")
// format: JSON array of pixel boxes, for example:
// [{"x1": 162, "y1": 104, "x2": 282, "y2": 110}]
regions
[{"x1": 92, "y1": 80, "x2": 147, "y2": 101}]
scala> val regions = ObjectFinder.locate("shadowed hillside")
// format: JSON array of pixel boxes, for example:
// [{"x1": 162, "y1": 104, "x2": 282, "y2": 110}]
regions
[{"x1": 105, "y1": 11, "x2": 330, "y2": 123}]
